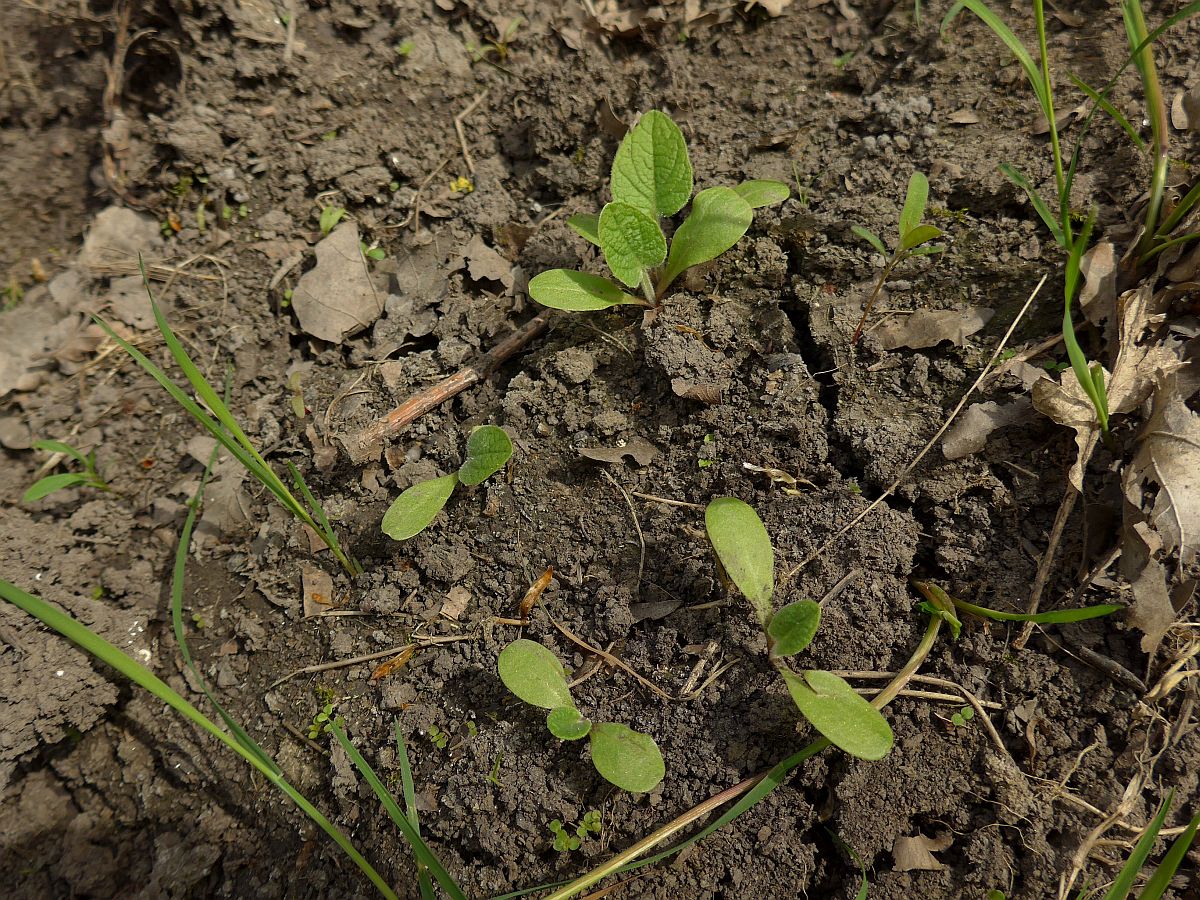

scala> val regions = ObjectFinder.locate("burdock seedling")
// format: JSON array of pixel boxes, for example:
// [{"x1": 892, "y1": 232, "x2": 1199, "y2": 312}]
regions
[
  {"x1": 497, "y1": 639, "x2": 665, "y2": 793},
  {"x1": 704, "y1": 497, "x2": 893, "y2": 760},
  {"x1": 529, "y1": 110, "x2": 788, "y2": 312},
  {"x1": 381, "y1": 425, "x2": 513, "y2": 541}
]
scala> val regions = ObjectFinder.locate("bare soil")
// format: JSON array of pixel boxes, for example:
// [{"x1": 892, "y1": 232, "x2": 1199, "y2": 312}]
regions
[{"x1": 2, "y1": 1, "x2": 1198, "y2": 899}]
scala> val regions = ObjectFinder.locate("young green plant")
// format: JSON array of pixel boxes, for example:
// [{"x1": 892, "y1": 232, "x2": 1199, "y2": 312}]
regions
[
  {"x1": 94, "y1": 265, "x2": 360, "y2": 574},
  {"x1": 529, "y1": 110, "x2": 788, "y2": 312},
  {"x1": 850, "y1": 170, "x2": 945, "y2": 343},
  {"x1": 23, "y1": 439, "x2": 111, "y2": 502},
  {"x1": 497, "y1": 639, "x2": 665, "y2": 793},
  {"x1": 704, "y1": 497, "x2": 893, "y2": 760},
  {"x1": 381, "y1": 425, "x2": 512, "y2": 541},
  {"x1": 549, "y1": 810, "x2": 602, "y2": 853}
]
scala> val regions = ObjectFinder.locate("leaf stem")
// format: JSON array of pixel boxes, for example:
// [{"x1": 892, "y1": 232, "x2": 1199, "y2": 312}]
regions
[
  {"x1": 639, "y1": 270, "x2": 657, "y2": 307},
  {"x1": 850, "y1": 253, "x2": 902, "y2": 344}
]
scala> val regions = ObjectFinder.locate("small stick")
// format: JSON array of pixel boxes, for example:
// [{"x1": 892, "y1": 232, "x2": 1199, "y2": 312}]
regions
[
  {"x1": 344, "y1": 310, "x2": 552, "y2": 461},
  {"x1": 781, "y1": 275, "x2": 1047, "y2": 586},
  {"x1": 630, "y1": 491, "x2": 703, "y2": 510},
  {"x1": 548, "y1": 615, "x2": 674, "y2": 701},
  {"x1": 603, "y1": 470, "x2": 646, "y2": 587},
  {"x1": 454, "y1": 90, "x2": 489, "y2": 175},
  {"x1": 282, "y1": 0, "x2": 297, "y2": 62},
  {"x1": 268, "y1": 634, "x2": 470, "y2": 688},
  {"x1": 817, "y1": 568, "x2": 862, "y2": 608}
]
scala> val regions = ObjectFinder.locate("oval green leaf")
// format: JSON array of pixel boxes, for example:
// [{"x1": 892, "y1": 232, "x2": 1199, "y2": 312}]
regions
[
  {"x1": 732, "y1": 180, "x2": 790, "y2": 209},
  {"x1": 704, "y1": 497, "x2": 774, "y2": 624},
  {"x1": 598, "y1": 201, "x2": 667, "y2": 288},
  {"x1": 567, "y1": 213, "x2": 600, "y2": 246},
  {"x1": 381, "y1": 473, "x2": 458, "y2": 541},
  {"x1": 497, "y1": 639, "x2": 574, "y2": 710},
  {"x1": 457, "y1": 425, "x2": 513, "y2": 486},
  {"x1": 547, "y1": 706, "x2": 591, "y2": 741},
  {"x1": 899, "y1": 223, "x2": 943, "y2": 253},
  {"x1": 528, "y1": 269, "x2": 645, "y2": 311},
  {"x1": 782, "y1": 669, "x2": 894, "y2": 760},
  {"x1": 22, "y1": 472, "x2": 89, "y2": 503},
  {"x1": 899, "y1": 170, "x2": 929, "y2": 238},
  {"x1": 767, "y1": 600, "x2": 821, "y2": 657},
  {"x1": 589, "y1": 723, "x2": 665, "y2": 793},
  {"x1": 610, "y1": 110, "x2": 693, "y2": 218},
  {"x1": 660, "y1": 186, "x2": 753, "y2": 293}
]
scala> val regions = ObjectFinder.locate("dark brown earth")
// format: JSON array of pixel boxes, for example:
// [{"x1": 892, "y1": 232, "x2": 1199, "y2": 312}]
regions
[{"x1": 2, "y1": 1, "x2": 1198, "y2": 898}]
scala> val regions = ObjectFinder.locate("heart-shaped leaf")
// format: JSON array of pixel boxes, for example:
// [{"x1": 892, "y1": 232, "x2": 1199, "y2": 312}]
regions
[
  {"x1": 589, "y1": 723, "x2": 665, "y2": 793},
  {"x1": 457, "y1": 425, "x2": 513, "y2": 486},
  {"x1": 782, "y1": 669, "x2": 894, "y2": 760},
  {"x1": 899, "y1": 223, "x2": 943, "y2": 252},
  {"x1": 598, "y1": 201, "x2": 667, "y2": 288},
  {"x1": 899, "y1": 171, "x2": 929, "y2": 238},
  {"x1": 660, "y1": 187, "x2": 753, "y2": 293},
  {"x1": 732, "y1": 179, "x2": 790, "y2": 209},
  {"x1": 381, "y1": 473, "x2": 458, "y2": 541},
  {"x1": 767, "y1": 600, "x2": 821, "y2": 657},
  {"x1": 497, "y1": 639, "x2": 574, "y2": 710},
  {"x1": 705, "y1": 497, "x2": 774, "y2": 624},
  {"x1": 528, "y1": 269, "x2": 645, "y2": 311},
  {"x1": 547, "y1": 706, "x2": 591, "y2": 741},
  {"x1": 567, "y1": 213, "x2": 600, "y2": 246},
  {"x1": 610, "y1": 110, "x2": 693, "y2": 218}
]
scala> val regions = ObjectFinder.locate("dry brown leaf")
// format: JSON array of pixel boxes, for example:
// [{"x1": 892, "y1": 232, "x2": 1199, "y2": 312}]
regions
[
  {"x1": 302, "y1": 564, "x2": 334, "y2": 618},
  {"x1": 875, "y1": 308, "x2": 994, "y2": 350},
  {"x1": 752, "y1": 0, "x2": 795, "y2": 14},
  {"x1": 292, "y1": 222, "x2": 384, "y2": 343},
  {"x1": 892, "y1": 832, "x2": 953, "y2": 871},
  {"x1": 942, "y1": 398, "x2": 1033, "y2": 459},
  {"x1": 948, "y1": 109, "x2": 982, "y2": 125},
  {"x1": 578, "y1": 437, "x2": 659, "y2": 466},
  {"x1": 462, "y1": 235, "x2": 514, "y2": 290},
  {"x1": 1170, "y1": 85, "x2": 1200, "y2": 131},
  {"x1": 441, "y1": 585, "x2": 471, "y2": 621},
  {"x1": 1079, "y1": 240, "x2": 1117, "y2": 327}
]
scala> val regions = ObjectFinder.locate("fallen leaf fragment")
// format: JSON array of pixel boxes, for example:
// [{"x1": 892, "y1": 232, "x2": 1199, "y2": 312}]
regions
[
  {"x1": 942, "y1": 398, "x2": 1033, "y2": 459},
  {"x1": 302, "y1": 564, "x2": 335, "y2": 618},
  {"x1": 892, "y1": 832, "x2": 953, "y2": 871},
  {"x1": 371, "y1": 646, "x2": 415, "y2": 681},
  {"x1": 292, "y1": 222, "x2": 384, "y2": 343},
  {"x1": 948, "y1": 109, "x2": 981, "y2": 125},
  {"x1": 1079, "y1": 240, "x2": 1117, "y2": 327},
  {"x1": 578, "y1": 436, "x2": 659, "y2": 466},
  {"x1": 462, "y1": 235, "x2": 514, "y2": 290},
  {"x1": 875, "y1": 308, "x2": 994, "y2": 350},
  {"x1": 441, "y1": 585, "x2": 471, "y2": 621},
  {"x1": 1171, "y1": 85, "x2": 1200, "y2": 131},
  {"x1": 518, "y1": 567, "x2": 554, "y2": 622}
]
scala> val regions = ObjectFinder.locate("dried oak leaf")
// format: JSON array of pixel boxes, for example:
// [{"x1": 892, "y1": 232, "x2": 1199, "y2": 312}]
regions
[
  {"x1": 292, "y1": 222, "x2": 384, "y2": 343},
  {"x1": 893, "y1": 832, "x2": 953, "y2": 871},
  {"x1": 875, "y1": 308, "x2": 994, "y2": 350},
  {"x1": 578, "y1": 436, "x2": 659, "y2": 466},
  {"x1": 942, "y1": 398, "x2": 1033, "y2": 460}
]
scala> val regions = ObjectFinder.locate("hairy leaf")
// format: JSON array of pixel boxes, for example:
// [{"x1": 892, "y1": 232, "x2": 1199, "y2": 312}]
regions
[
  {"x1": 589, "y1": 723, "x2": 665, "y2": 793},
  {"x1": 381, "y1": 473, "x2": 458, "y2": 541},
  {"x1": 705, "y1": 497, "x2": 774, "y2": 623},
  {"x1": 528, "y1": 269, "x2": 645, "y2": 311},
  {"x1": 852, "y1": 225, "x2": 888, "y2": 256},
  {"x1": 610, "y1": 110, "x2": 693, "y2": 217},
  {"x1": 768, "y1": 600, "x2": 821, "y2": 657},
  {"x1": 567, "y1": 213, "x2": 600, "y2": 246},
  {"x1": 547, "y1": 706, "x2": 591, "y2": 741},
  {"x1": 899, "y1": 223, "x2": 943, "y2": 252},
  {"x1": 497, "y1": 640, "x2": 574, "y2": 710},
  {"x1": 457, "y1": 425, "x2": 513, "y2": 486},
  {"x1": 782, "y1": 669, "x2": 894, "y2": 760},
  {"x1": 661, "y1": 187, "x2": 753, "y2": 292},
  {"x1": 598, "y1": 201, "x2": 667, "y2": 288}
]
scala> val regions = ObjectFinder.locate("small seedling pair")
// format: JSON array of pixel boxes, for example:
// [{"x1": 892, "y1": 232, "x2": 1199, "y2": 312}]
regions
[
  {"x1": 704, "y1": 497, "x2": 894, "y2": 760},
  {"x1": 529, "y1": 110, "x2": 788, "y2": 312},
  {"x1": 850, "y1": 171, "x2": 945, "y2": 343},
  {"x1": 23, "y1": 439, "x2": 110, "y2": 502},
  {"x1": 497, "y1": 639, "x2": 665, "y2": 793},
  {"x1": 381, "y1": 425, "x2": 513, "y2": 541},
  {"x1": 309, "y1": 702, "x2": 343, "y2": 740},
  {"x1": 549, "y1": 810, "x2": 601, "y2": 853}
]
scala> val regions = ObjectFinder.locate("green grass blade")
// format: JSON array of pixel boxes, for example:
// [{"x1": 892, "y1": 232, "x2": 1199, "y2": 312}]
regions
[
  {"x1": 953, "y1": 598, "x2": 1121, "y2": 624},
  {"x1": 999, "y1": 164, "x2": 1067, "y2": 248},
  {"x1": 0, "y1": 578, "x2": 397, "y2": 900},
  {"x1": 942, "y1": 0, "x2": 1050, "y2": 113},
  {"x1": 1102, "y1": 792, "x2": 1173, "y2": 899},
  {"x1": 23, "y1": 472, "x2": 90, "y2": 503},
  {"x1": 328, "y1": 721, "x2": 468, "y2": 900},
  {"x1": 172, "y1": 428, "x2": 281, "y2": 775},
  {"x1": 1156, "y1": 179, "x2": 1200, "y2": 238},
  {"x1": 827, "y1": 830, "x2": 869, "y2": 900},
  {"x1": 1062, "y1": 210, "x2": 1107, "y2": 432},
  {"x1": 1069, "y1": 73, "x2": 1146, "y2": 152},
  {"x1": 31, "y1": 439, "x2": 89, "y2": 466},
  {"x1": 288, "y1": 462, "x2": 359, "y2": 575},
  {"x1": 396, "y1": 725, "x2": 437, "y2": 900},
  {"x1": 1138, "y1": 811, "x2": 1200, "y2": 899}
]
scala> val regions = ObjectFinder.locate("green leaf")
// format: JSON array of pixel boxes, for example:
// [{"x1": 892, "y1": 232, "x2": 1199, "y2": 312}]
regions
[
  {"x1": 899, "y1": 171, "x2": 930, "y2": 237},
  {"x1": 1102, "y1": 792, "x2": 1175, "y2": 900},
  {"x1": 660, "y1": 187, "x2": 753, "y2": 293},
  {"x1": 547, "y1": 706, "x2": 592, "y2": 741},
  {"x1": 23, "y1": 473, "x2": 90, "y2": 503},
  {"x1": 953, "y1": 597, "x2": 1121, "y2": 625},
  {"x1": 782, "y1": 670, "x2": 894, "y2": 760},
  {"x1": 31, "y1": 439, "x2": 89, "y2": 466},
  {"x1": 528, "y1": 269, "x2": 645, "y2": 311},
  {"x1": 732, "y1": 180, "x2": 790, "y2": 209},
  {"x1": 767, "y1": 600, "x2": 821, "y2": 657},
  {"x1": 457, "y1": 425, "x2": 513, "y2": 486},
  {"x1": 567, "y1": 213, "x2": 600, "y2": 246},
  {"x1": 598, "y1": 201, "x2": 667, "y2": 288},
  {"x1": 610, "y1": 110, "x2": 693, "y2": 217},
  {"x1": 899, "y1": 223, "x2": 943, "y2": 252},
  {"x1": 497, "y1": 639, "x2": 574, "y2": 710},
  {"x1": 1138, "y1": 810, "x2": 1200, "y2": 900},
  {"x1": 588, "y1": 723, "x2": 665, "y2": 793},
  {"x1": 907, "y1": 243, "x2": 946, "y2": 257},
  {"x1": 998, "y1": 163, "x2": 1067, "y2": 248},
  {"x1": 851, "y1": 225, "x2": 887, "y2": 256},
  {"x1": 381, "y1": 473, "x2": 458, "y2": 541},
  {"x1": 705, "y1": 497, "x2": 774, "y2": 624}
]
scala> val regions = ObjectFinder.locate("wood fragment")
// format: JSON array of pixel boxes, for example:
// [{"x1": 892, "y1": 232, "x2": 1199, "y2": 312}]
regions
[{"x1": 518, "y1": 566, "x2": 554, "y2": 623}]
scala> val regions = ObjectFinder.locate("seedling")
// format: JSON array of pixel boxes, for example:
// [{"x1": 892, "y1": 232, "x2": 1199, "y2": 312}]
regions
[
  {"x1": 949, "y1": 706, "x2": 974, "y2": 728},
  {"x1": 427, "y1": 724, "x2": 450, "y2": 750},
  {"x1": 309, "y1": 702, "x2": 343, "y2": 740},
  {"x1": 911, "y1": 580, "x2": 1120, "y2": 642},
  {"x1": 23, "y1": 439, "x2": 111, "y2": 502},
  {"x1": 94, "y1": 267, "x2": 361, "y2": 575},
  {"x1": 704, "y1": 497, "x2": 893, "y2": 760},
  {"x1": 319, "y1": 205, "x2": 346, "y2": 235},
  {"x1": 497, "y1": 639, "x2": 665, "y2": 793},
  {"x1": 381, "y1": 425, "x2": 512, "y2": 541},
  {"x1": 529, "y1": 110, "x2": 788, "y2": 311},
  {"x1": 548, "y1": 810, "x2": 602, "y2": 853},
  {"x1": 850, "y1": 170, "x2": 945, "y2": 343}
]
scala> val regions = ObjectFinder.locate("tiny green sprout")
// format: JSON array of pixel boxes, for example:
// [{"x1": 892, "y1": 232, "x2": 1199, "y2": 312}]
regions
[
  {"x1": 281, "y1": 288, "x2": 294, "y2": 309},
  {"x1": 191, "y1": 612, "x2": 206, "y2": 630},
  {"x1": 388, "y1": 180, "x2": 400, "y2": 192},
  {"x1": 705, "y1": 497, "x2": 893, "y2": 760},
  {"x1": 220, "y1": 203, "x2": 233, "y2": 222},
  {"x1": 23, "y1": 439, "x2": 111, "y2": 503},
  {"x1": 320, "y1": 129, "x2": 338, "y2": 142},
  {"x1": 487, "y1": 753, "x2": 504, "y2": 786},
  {"x1": 237, "y1": 203, "x2": 248, "y2": 219},
  {"x1": 850, "y1": 170, "x2": 945, "y2": 344},
  {"x1": 529, "y1": 110, "x2": 788, "y2": 312},
  {"x1": 497, "y1": 639, "x2": 665, "y2": 793},
  {"x1": 382, "y1": 425, "x2": 513, "y2": 541},
  {"x1": 395, "y1": 39, "x2": 415, "y2": 58},
  {"x1": 361, "y1": 242, "x2": 387, "y2": 261},
  {"x1": 90, "y1": 584, "x2": 105, "y2": 601},
  {"x1": 427, "y1": 725, "x2": 449, "y2": 750},
  {"x1": 548, "y1": 819, "x2": 581, "y2": 853},
  {"x1": 950, "y1": 706, "x2": 975, "y2": 728},
  {"x1": 308, "y1": 702, "x2": 343, "y2": 740},
  {"x1": 319, "y1": 206, "x2": 346, "y2": 236}
]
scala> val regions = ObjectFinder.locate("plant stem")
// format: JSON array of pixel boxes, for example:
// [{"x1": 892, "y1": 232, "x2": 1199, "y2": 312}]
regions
[
  {"x1": 1124, "y1": 0, "x2": 1170, "y2": 258},
  {"x1": 639, "y1": 270, "x2": 657, "y2": 307},
  {"x1": 1033, "y1": 0, "x2": 1071, "y2": 244},
  {"x1": 850, "y1": 254, "x2": 901, "y2": 344}
]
